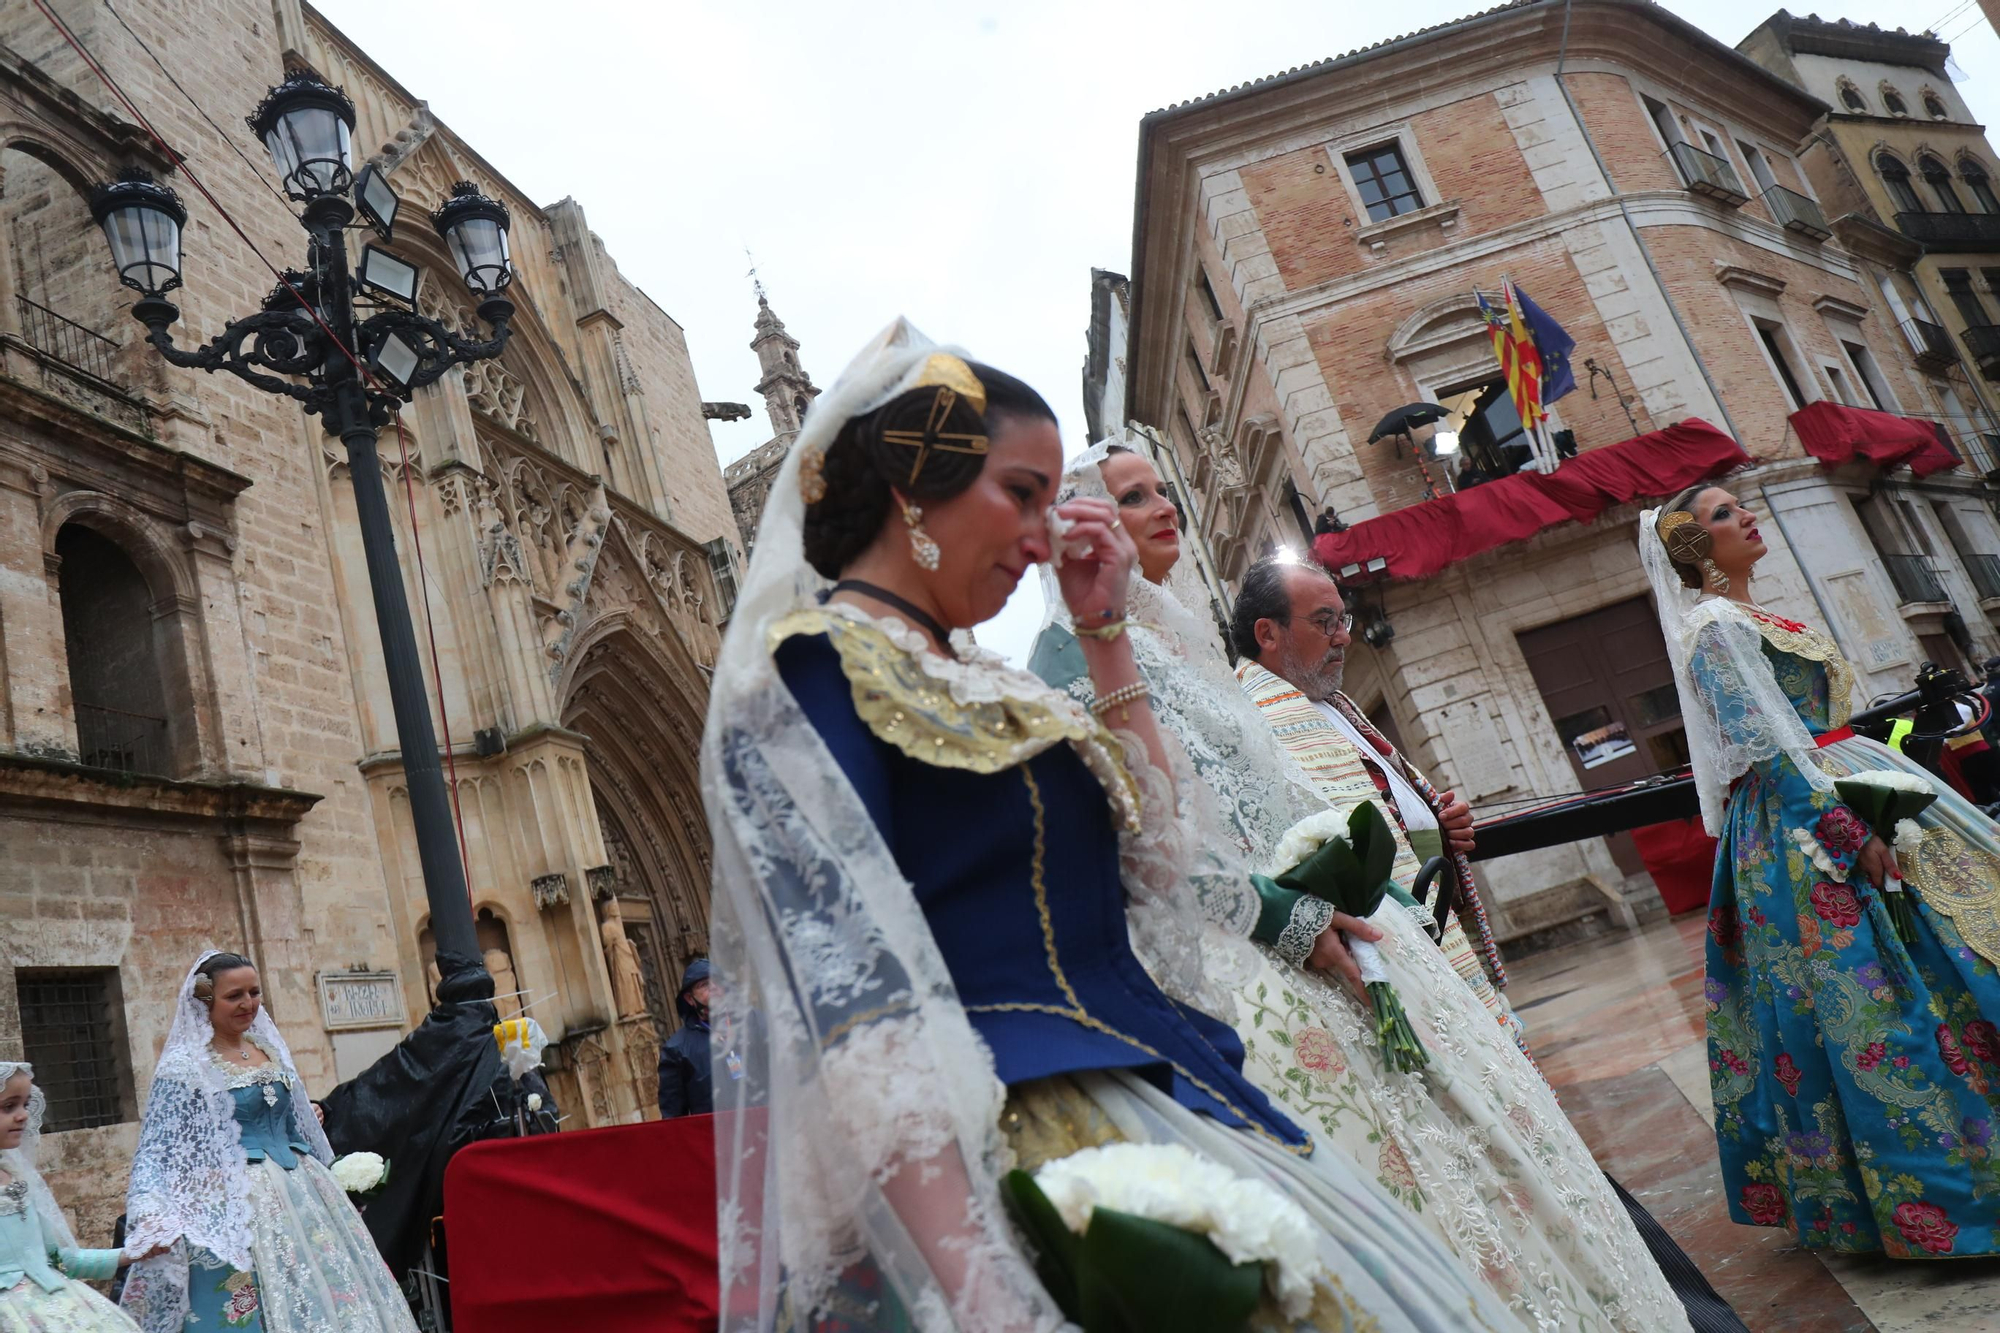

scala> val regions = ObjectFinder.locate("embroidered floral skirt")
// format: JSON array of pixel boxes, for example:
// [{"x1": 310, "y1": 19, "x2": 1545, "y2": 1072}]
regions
[
  {"x1": 182, "y1": 1158, "x2": 415, "y2": 1332},
  {"x1": 0, "y1": 1277, "x2": 136, "y2": 1333},
  {"x1": 1220, "y1": 904, "x2": 1690, "y2": 1332},
  {"x1": 1707, "y1": 735, "x2": 2000, "y2": 1257}
]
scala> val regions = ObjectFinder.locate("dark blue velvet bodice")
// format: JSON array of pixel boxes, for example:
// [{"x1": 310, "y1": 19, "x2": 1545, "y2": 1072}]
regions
[{"x1": 778, "y1": 631, "x2": 1308, "y2": 1150}]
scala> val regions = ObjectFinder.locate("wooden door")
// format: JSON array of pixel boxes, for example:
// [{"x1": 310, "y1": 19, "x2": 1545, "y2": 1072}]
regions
[{"x1": 1516, "y1": 596, "x2": 1687, "y2": 877}]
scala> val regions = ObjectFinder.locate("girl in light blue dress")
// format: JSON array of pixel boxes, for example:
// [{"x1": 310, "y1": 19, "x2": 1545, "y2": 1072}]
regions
[{"x1": 0, "y1": 1061, "x2": 143, "y2": 1332}]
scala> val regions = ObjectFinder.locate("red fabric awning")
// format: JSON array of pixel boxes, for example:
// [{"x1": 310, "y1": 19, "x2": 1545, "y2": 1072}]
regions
[
  {"x1": 1311, "y1": 419, "x2": 1751, "y2": 583},
  {"x1": 1789, "y1": 400, "x2": 1961, "y2": 478}
]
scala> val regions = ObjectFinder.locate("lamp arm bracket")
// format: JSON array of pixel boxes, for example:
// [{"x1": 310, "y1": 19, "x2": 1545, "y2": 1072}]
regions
[
  {"x1": 355, "y1": 308, "x2": 513, "y2": 397},
  {"x1": 141, "y1": 309, "x2": 321, "y2": 405}
]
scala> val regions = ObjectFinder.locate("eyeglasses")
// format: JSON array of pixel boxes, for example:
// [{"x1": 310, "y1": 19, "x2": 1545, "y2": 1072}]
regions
[{"x1": 1305, "y1": 610, "x2": 1354, "y2": 639}]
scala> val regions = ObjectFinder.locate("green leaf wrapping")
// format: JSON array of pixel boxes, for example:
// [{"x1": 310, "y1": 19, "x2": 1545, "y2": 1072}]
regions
[
  {"x1": 1001, "y1": 1170, "x2": 1081, "y2": 1319},
  {"x1": 1274, "y1": 804, "x2": 1397, "y2": 918},
  {"x1": 1831, "y1": 778, "x2": 1937, "y2": 835},
  {"x1": 1077, "y1": 1209, "x2": 1264, "y2": 1333}
]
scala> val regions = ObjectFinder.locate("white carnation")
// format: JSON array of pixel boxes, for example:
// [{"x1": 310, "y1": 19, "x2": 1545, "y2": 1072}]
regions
[
  {"x1": 1892, "y1": 819, "x2": 1925, "y2": 871},
  {"x1": 1842, "y1": 770, "x2": 1935, "y2": 796},
  {"x1": 330, "y1": 1151, "x2": 388, "y2": 1195},
  {"x1": 1266, "y1": 811, "x2": 1353, "y2": 879},
  {"x1": 1034, "y1": 1142, "x2": 1325, "y2": 1318},
  {"x1": 526, "y1": 1092, "x2": 543, "y2": 1112}
]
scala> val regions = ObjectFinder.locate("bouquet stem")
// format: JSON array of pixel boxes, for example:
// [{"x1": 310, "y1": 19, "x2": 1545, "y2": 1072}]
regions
[
  {"x1": 1366, "y1": 981, "x2": 1430, "y2": 1074},
  {"x1": 1881, "y1": 881, "x2": 1920, "y2": 947}
]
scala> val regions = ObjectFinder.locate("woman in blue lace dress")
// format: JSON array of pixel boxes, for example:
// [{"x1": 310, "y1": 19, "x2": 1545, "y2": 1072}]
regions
[
  {"x1": 119, "y1": 953, "x2": 417, "y2": 1333},
  {"x1": 0, "y1": 1061, "x2": 147, "y2": 1332},
  {"x1": 1645, "y1": 485, "x2": 2000, "y2": 1258}
]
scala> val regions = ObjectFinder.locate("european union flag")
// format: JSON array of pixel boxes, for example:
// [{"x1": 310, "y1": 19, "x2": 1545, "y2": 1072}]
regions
[{"x1": 1513, "y1": 286, "x2": 1575, "y2": 404}]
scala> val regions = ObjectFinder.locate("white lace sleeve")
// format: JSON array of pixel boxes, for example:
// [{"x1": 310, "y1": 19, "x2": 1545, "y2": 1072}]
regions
[
  {"x1": 1104, "y1": 727, "x2": 1230, "y2": 1017},
  {"x1": 1684, "y1": 607, "x2": 1834, "y2": 833}
]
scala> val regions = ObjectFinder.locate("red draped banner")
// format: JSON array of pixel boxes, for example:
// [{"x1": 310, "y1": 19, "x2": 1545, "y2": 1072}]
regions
[
  {"x1": 1312, "y1": 419, "x2": 1751, "y2": 582},
  {"x1": 1788, "y1": 401, "x2": 1961, "y2": 479},
  {"x1": 446, "y1": 1115, "x2": 720, "y2": 1333}
]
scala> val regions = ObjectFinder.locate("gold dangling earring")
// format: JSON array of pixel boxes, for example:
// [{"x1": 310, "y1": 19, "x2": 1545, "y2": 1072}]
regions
[
  {"x1": 1702, "y1": 558, "x2": 1730, "y2": 595},
  {"x1": 902, "y1": 501, "x2": 940, "y2": 572}
]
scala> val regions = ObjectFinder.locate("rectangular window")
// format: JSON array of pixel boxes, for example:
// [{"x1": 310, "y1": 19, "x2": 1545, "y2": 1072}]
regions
[
  {"x1": 1756, "y1": 324, "x2": 1811, "y2": 410},
  {"x1": 1184, "y1": 339, "x2": 1210, "y2": 393},
  {"x1": 1736, "y1": 140, "x2": 1779, "y2": 193},
  {"x1": 1840, "y1": 340, "x2": 1890, "y2": 411},
  {"x1": 1824, "y1": 364, "x2": 1856, "y2": 406},
  {"x1": 1641, "y1": 95, "x2": 1682, "y2": 148},
  {"x1": 1343, "y1": 143, "x2": 1424, "y2": 222},
  {"x1": 18, "y1": 969, "x2": 133, "y2": 1132},
  {"x1": 1195, "y1": 269, "x2": 1226, "y2": 323},
  {"x1": 1982, "y1": 267, "x2": 2000, "y2": 296},
  {"x1": 1942, "y1": 268, "x2": 1992, "y2": 329},
  {"x1": 703, "y1": 538, "x2": 738, "y2": 621}
]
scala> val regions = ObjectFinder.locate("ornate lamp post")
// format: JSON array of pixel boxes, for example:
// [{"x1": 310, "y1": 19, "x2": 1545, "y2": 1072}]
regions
[{"x1": 90, "y1": 71, "x2": 516, "y2": 965}]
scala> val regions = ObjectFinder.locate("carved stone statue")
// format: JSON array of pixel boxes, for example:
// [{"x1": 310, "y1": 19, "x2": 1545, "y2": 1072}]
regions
[
  {"x1": 483, "y1": 947, "x2": 522, "y2": 1021},
  {"x1": 600, "y1": 902, "x2": 648, "y2": 1020}
]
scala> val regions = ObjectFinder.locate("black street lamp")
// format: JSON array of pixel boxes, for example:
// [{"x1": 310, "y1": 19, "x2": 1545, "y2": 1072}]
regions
[{"x1": 90, "y1": 71, "x2": 516, "y2": 966}]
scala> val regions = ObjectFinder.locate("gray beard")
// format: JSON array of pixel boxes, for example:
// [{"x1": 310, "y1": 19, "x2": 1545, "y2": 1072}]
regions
[{"x1": 1275, "y1": 643, "x2": 1344, "y2": 703}]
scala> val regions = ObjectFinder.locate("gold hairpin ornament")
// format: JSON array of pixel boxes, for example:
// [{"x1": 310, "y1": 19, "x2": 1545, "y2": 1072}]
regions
[
  {"x1": 798, "y1": 444, "x2": 827, "y2": 504},
  {"x1": 1656, "y1": 510, "x2": 1711, "y2": 564},
  {"x1": 883, "y1": 378, "x2": 989, "y2": 485}
]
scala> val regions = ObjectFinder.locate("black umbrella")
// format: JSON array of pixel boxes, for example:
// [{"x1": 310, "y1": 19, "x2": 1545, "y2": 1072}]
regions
[{"x1": 1368, "y1": 402, "x2": 1450, "y2": 442}]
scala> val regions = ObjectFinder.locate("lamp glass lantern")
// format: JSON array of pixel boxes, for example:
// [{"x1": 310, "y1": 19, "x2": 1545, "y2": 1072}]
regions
[
  {"x1": 431, "y1": 183, "x2": 513, "y2": 294},
  {"x1": 90, "y1": 168, "x2": 187, "y2": 298},
  {"x1": 248, "y1": 72, "x2": 356, "y2": 200}
]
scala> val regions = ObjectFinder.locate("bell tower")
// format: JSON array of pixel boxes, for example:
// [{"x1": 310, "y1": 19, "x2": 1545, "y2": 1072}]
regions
[{"x1": 749, "y1": 275, "x2": 818, "y2": 439}]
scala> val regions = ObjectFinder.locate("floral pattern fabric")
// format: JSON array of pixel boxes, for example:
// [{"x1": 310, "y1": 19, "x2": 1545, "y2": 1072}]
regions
[
  {"x1": 0, "y1": 1278, "x2": 135, "y2": 1333},
  {"x1": 1695, "y1": 624, "x2": 2000, "y2": 1256}
]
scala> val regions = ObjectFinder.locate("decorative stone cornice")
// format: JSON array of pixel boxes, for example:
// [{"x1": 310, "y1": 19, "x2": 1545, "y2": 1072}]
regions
[
  {"x1": 0, "y1": 751, "x2": 320, "y2": 829},
  {"x1": 531, "y1": 872, "x2": 571, "y2": 910},
  {"x1": 1714, "y1": 264, "x2": 1787, "y2": 298},
  {"x1": 1811, "y1": 294, "x2": 1871, "y2": 321}
]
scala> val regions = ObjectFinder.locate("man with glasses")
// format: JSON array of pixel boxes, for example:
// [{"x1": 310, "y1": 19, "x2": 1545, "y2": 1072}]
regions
[{"x1": 1230, "y1": 557, "x2": 1512, "y2": 1035}]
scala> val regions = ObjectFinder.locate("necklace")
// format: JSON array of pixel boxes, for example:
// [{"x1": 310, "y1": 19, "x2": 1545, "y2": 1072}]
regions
[{"x1": 831, "y1": 579, "x2": 956, "y2": 657}]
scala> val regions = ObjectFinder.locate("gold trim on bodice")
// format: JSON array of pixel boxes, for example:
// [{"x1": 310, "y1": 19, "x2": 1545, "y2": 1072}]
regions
[
  {"x1": 1902, "y1": 823, "x2": 2000, "y2": 970},
  {"x1": 1739, "y1": 606, "x2": 1855, "y2": 729},
  {"x1": 771, "y1": 605, "x2": 1142, "y2": 830}
]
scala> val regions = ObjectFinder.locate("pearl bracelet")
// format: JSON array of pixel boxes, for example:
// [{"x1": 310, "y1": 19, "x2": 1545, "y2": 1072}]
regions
[{"x1": 1089, "y1": 680, "x2": 1151, "y2": 724}]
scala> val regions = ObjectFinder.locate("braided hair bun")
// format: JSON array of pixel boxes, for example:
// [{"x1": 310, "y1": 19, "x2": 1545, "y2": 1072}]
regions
[
  {"x1": 802, "y1": 362, "x2": 1053, "y2": 579},
  {"x1": 1655, "y1": 483, "x2": 1715, "y2": 590}
]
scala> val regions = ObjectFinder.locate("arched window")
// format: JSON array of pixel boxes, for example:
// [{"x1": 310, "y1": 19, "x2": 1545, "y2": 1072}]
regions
[
  {"x1": 1839, "y1": 81, "x2": 1867, "y2": 112},
  {"x1": 1879, "y1": 153, "x2": 1922, "y2": 213},
  {"x1": 1925, "y1": 90, "x2": 1950, "y2": 119},
  {"x1": 1882, "y1": 86, "x2": 1909, "y2": 117},
  {"x1": 1963, "y1": 159, "x2": 2000, "y2": 215},
  {"x1": 792, "y1": 393, "x2": 808, "y2": 422},
  {"x1": 1921, "y1": 154, "x2": 1964, "y2": 212},
  {"x1": 56, "y1": 524, "x2": 173, "y2": 775}
]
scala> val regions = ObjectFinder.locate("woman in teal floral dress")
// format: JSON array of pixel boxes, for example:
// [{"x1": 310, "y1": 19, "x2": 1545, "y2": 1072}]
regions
[{"x1": 1645, "y1": 486, "x2": 2000, "y2": 1259}]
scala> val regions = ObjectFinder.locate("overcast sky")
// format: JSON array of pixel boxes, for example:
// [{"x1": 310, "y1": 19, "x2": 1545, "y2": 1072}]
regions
[{"x1": 315, "y1": 0, "x2": 2000, "y2": 662}]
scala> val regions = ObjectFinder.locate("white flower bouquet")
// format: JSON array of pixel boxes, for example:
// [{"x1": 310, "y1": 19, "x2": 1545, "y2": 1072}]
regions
[
  {"x1": 1261, "y1": 803, "x2": 1428, "y2": 1072},
  {"x1": 1832, "y1": 769, "x2": 1937, "y2": 943},
  {"x1": 330, "y1": 1151, "x2": 389, "y2": 1198},
  {"x1": 1002, "y1": 1143, "x2": 1325, "y2": 1329}
]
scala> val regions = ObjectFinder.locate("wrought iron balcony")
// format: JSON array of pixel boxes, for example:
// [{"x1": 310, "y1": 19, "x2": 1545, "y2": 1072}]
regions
[
  {"x1": 1883, "y1": 554, "x2": 1949, "y2": 606},
  {"x1": 16, "y1": 297, "x2": 119, "y2": 382},
  {"x1": 73, "y1": 701, "x2": 169, "y2": 776},
  {"x1": 1966, "y1": 553, "x2": 2000, "y2": 602},
  {"x1": 1894, "y1": 210, "x2": 2000, "y2": 249},
  {"x1": 1668, "y1": 142, "x2": 1748, "y2": 207},
  {"x1": 1963, "y1": 324, "x2": 2000, "y2": 379},
  {"x1": 1903, "y1": 317, "x2": 1960, "y2": 372},
  {"x1": 1762, "y1": 185, "x2": 1830, "y2": 241}
]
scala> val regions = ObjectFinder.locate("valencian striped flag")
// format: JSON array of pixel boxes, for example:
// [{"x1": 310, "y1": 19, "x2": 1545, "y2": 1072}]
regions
[{"x1": 1476, "y1": 282, "x2": 1546, "y2": 433}]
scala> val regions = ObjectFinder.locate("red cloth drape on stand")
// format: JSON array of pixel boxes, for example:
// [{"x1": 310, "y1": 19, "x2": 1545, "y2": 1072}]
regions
[
  {"x1": 445, "y1": 1115, "x2": 719, "y2": 1333},
  {"x1": 1628, "y1": 817, "x2": 1719, "y2": 915},
  {"x1": 1788, "y1": 401, "x2": 1961, "y2": 478},
  {"x1": 1311, "y1": 420, "x2": 1751, "y2": 581}
]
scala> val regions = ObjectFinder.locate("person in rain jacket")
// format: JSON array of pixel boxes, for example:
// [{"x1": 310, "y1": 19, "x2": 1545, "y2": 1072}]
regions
[{"x1": 655, "y1": 959, "x2": 714, "y2": 1118}]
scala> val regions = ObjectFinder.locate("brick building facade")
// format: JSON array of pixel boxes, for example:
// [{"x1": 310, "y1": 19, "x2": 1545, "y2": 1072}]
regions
[
  {"x1": 1110, "y1": 0, "x2": 2000, "y2": 943},
  {"x1": 0, "y1": 0, "x2": 737, "y2": 1239}
]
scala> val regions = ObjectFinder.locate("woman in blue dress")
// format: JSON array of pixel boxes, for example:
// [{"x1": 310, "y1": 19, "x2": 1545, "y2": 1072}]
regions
[
  {"x1": 0, "y1": 1061, "x2": 149, "y2": 1332},
  {"x1": 118, "y1": 953, "x2": 417, "y2": 1333},
  {"x1": 1644, "y1": 485, "x2": 2000, "y2": 1258},
  {"x1": 704, "y1": 319, "x2": 1516, "y2": 1332}
]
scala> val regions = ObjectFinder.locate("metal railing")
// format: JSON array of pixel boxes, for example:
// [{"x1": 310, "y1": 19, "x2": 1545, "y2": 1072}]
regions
[
  {"x1": 1903, "y1": 317, "x2": 1960, "y2": 371},
  {"x1": 73, "y1": 701, "x2": 169, "y2": 776},
  {"x1": 1762, "y1": 184, "x2": 1830, "y2": 240},
  {"x1": 1966, "y1": 553, "x2": 2000, "y2": 601},
  {"x1": 15, "y1": 297, "x2": 119, "y2": 383},
  {"x1": 1963, "y1": 324, "x2": 2000, "y2": 370},
  {"x1": 1894, "y1": 210, "x2": 2000, "y2": 249},
  {"x1": 1668, "y1": 142, "x2": 1748, "y2": 206},
  {"x1": 1883, "y1": 554, "x2": 1949, "y2": 605}
]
